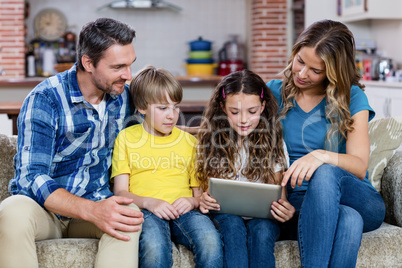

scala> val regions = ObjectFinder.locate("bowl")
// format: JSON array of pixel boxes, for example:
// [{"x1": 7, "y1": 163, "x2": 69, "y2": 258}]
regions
[
  {"x1": 189, "y1": 50, "x2": 213, "y2": 59},
  {"x1": 186, "y1": 63, "x2": 217, "y2": 76},
  {"x1": 186, "y1": 59, "x2": 214, "y2": 64}
]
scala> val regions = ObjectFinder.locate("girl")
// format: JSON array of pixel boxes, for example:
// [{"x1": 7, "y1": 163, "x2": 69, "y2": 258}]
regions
[
  {"x1": 269, "y1": 20, "x2": 385, "y2": 267},
  {"x1": 197, "y1": 69, "x2": 295, "y2": 268}
]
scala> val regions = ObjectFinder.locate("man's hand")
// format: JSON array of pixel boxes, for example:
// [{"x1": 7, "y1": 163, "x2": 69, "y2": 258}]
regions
[
  {"x1": 44, "y1": 189, "x2": 143, "y2": 241},
  {"x1": 87, "y1": 196, "x2": 144, "y2": 241}
]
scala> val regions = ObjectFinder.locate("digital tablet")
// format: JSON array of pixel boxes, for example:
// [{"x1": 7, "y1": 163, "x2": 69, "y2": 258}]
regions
[{"x1": 208, "y1": 177, "x2": 282, "y2": 219}]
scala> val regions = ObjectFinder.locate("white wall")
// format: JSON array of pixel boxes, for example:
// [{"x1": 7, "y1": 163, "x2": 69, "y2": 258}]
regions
[
  {"x1": 26, "y1": 0, "x2": 248, "y2": 76},
  {"x1": 305, "y1": 0, "x2": 402, "y2": 67},
  {"x1": 305, "y1": 0, "x2": 337, "y2": 26},
  {"x1": 370, "y1": 20, "x2": 402, "y2": 65}
]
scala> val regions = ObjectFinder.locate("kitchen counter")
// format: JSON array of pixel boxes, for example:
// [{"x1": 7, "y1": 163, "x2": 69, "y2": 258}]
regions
[
  {"x1": 0, "y1": 75, "x2": 221, "y2": 104},
  {"x1": 0, "y1": 77, "x2": 45, "y2": 87},
  {"x1": 362, "y1": 80, "x2": 402, "y2": 89},
  {"x1": 363, "y1": 80, "x2": 402, "y2": 119},
  {"x1": 0, "y1": 75, "x2": 222, "y2": 88},
  {"x1": 0, "y1": 100, "x2": 208, "y2": 135},
  {"x1": 0, "y1": 75, "x2": 217, "y2": 135}
]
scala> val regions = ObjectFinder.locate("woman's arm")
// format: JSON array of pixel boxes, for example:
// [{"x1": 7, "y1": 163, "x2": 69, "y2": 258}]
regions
[
  {"x1": 114, "y1": 174, "x2": 180, "y2": 220},
  {"x1": 282, "y1": 110, "x2": 370, "y2": 188},
  {"x1": 340, "y1": 110, "x2": 370, "y2": 178}
]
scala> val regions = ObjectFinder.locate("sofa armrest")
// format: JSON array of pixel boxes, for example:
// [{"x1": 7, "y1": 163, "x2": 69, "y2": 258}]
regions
[
  {"x1": 0, "y1": 134, "x2": 18, "y2": 202},
  {"x1": 381, "y1": 151, "x2": 402, "y2": 227}
]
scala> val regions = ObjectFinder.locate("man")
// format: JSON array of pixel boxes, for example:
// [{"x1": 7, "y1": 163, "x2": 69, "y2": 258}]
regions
[{"x1": 0, "y1": 18, "x2": 143, "y2": 267}]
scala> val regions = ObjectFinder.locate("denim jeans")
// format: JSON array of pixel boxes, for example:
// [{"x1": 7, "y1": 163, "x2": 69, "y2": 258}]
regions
[
  {"x1": 284, "y1": 164, "x2": 385, "y2": 268},
  {"x1": 210, "y1": 213, "x2": 280, "y2": 268},
  {"x1": 139, "y1": 209, "x2": 223, "y2": 268}
]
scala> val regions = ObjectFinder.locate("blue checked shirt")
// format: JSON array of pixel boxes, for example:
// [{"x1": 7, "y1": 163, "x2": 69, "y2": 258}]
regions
[{"x1": 9, "y1": 64, "x2": 136, "y2": 207}]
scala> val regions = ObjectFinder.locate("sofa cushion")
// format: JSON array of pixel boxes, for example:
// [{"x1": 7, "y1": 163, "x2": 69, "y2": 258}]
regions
[
  {"x1": 33, "y1": 223, "x2": 401, "y2": 268},
  {"x1": 36, "y1": 238, "x2": 193, "y2": 267},
  {"x1": 356, "y1": 222, "x2": 402, "y2": 267},
  {"x1": 368, "y1": 116, "x2": 402, "y2": 192},
  {"x1": 0, "y1": 134, "x2": 17, "y2": 202},
  {"x1": 36, "y1": 239, "x2": 98, "y2": 268}
]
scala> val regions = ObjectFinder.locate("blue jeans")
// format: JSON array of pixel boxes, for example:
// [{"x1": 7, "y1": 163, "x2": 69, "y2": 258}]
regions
[
  {"x1": 210, "y1": 213, "x2": 280, "y2": 268},
  {"x1": 284, "y1": 164, "x2": 385, "y2": 268},
  {"x1": 139, "y1": 209, "x2": 223, "y2": 268}
]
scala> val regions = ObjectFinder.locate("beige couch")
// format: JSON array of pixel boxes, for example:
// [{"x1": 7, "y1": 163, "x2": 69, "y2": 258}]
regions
[{"x1": 0, "y1": 128, "x2": 401, "y2": 267}]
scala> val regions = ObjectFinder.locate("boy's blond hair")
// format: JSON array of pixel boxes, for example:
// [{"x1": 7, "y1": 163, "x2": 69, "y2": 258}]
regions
[{"x1": 130, "y1": 66, "x2": 183, "y2": 110}]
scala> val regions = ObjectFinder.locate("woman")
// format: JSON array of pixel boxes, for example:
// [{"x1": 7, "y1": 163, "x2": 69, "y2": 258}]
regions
[{"x1": 267, "y1": 19, "x2": 385, "y2": 267}]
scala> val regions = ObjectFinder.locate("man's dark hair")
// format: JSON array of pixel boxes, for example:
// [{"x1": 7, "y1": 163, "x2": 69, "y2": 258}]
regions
[{"x1": 76, "y1": 18, "x2": 136, "y2": 71}]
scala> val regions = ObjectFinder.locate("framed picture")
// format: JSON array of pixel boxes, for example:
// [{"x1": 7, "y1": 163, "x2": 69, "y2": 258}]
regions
[{"x1": 339, "y1": 0, "x2": 368, "y2": 16}]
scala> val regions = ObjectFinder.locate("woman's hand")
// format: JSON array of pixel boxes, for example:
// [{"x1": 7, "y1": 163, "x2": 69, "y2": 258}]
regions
[
  {"x1": 270, "y1": 199, "x2": 295, "y2": 222},
  {"x1": 282, "y1": 149, "x2": 328, "y2": 188},
  {"x1": 199, "y1": 191, "x2": 220, "y2": 213}
]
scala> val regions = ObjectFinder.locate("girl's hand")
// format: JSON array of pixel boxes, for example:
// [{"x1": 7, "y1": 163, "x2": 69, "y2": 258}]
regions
[
  {"x1": 270, "y1": 199, "x2": 295, "y2": 222},
  {"x1": 172, "y1": 197, "x2": 196, "y2": 216},
  {"x1": 199, "y1": 191, "x2": 220, "y2": 213},
  {"x1": 282, "y1": 150, "x2": 327, "y2": 188},
  {"x1": 146, "y1": 198, "x2": 179, "y2": 220}
]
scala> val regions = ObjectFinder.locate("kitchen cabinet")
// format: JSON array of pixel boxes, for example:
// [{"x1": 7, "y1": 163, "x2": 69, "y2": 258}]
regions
[
  {"x1": 364, "y1": 81, "x2": 402, "y2": 119},
  {"x1": 340, "y1": 0, "x2": 402, "y2": 23}
]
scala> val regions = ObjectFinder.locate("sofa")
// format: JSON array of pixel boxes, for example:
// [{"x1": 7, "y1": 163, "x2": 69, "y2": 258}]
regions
[{"x1": 0, "y1": 116, "x2": 401, "y2": 267}]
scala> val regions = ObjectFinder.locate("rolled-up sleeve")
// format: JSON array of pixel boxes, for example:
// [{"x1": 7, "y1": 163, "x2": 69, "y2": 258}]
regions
[{"x1": 11, "y1": 92, "x2": 62, "y2": 207}]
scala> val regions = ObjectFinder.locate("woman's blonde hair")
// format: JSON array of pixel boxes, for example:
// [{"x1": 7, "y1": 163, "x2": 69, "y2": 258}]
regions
[
  {"x1": 196, "y1": 69, "x2": 287, "y2": 190},
  {"x1": 130, "y1": 65, "x2": 182, "y2": 110},
  {"x1": 281, "y1": 20, "x2": 364, "y2": 149}
]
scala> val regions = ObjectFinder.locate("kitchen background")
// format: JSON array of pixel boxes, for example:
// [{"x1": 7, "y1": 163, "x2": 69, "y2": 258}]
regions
[
  {"x1": 0, "y1": 0, "x2": 401, "y2": 136},
  {"x1": 25, "y1": 0, "x2": 249, "y2": 77}
]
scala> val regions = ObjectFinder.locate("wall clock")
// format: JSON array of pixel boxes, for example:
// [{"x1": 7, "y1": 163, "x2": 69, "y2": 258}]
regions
[{"x1": 34, "y1": 8, "x2": 67, "y2": 41}]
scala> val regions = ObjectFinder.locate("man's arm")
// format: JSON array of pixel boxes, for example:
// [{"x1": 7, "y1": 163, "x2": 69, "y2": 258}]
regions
[
  {"x1": 44, "y1": 188, "x2": 143, "y2": 241},
  {"x1": 15, "y1": 91, "x2": 143, "y2": 241}
]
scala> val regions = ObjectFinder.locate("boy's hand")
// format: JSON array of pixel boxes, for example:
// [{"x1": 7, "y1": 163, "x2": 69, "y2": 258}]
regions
[
  {"x1": 270, "y1": 199, "x2": 295, "y2": 223},
  {"x1": 146, "y1": 198, "x2": 179, "y2": 220},
  {"x1": 199, "y1": 191, "x2": 220, "y2": 214},
  {"x1": 172, "y1": 197, "x2": 195, "y2": 215}
]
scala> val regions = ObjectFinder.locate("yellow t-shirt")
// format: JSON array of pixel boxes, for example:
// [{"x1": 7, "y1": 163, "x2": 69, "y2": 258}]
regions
[{"x1": 111, "y1": 124, "x2": 199, "y2": 205}]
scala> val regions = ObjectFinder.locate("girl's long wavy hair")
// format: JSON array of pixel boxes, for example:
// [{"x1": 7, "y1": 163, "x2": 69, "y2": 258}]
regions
[
  {"x1": 281, "y1": 20, "x2": 364, "y2": 149},
  {"x1": 196, "y1": 69, "x2": 287, "y2": 190}
]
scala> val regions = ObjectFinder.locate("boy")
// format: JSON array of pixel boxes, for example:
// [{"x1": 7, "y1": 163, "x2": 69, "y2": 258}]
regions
[{"x1": 111, "y1": 66, "x2": 223, "y2": 268}]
